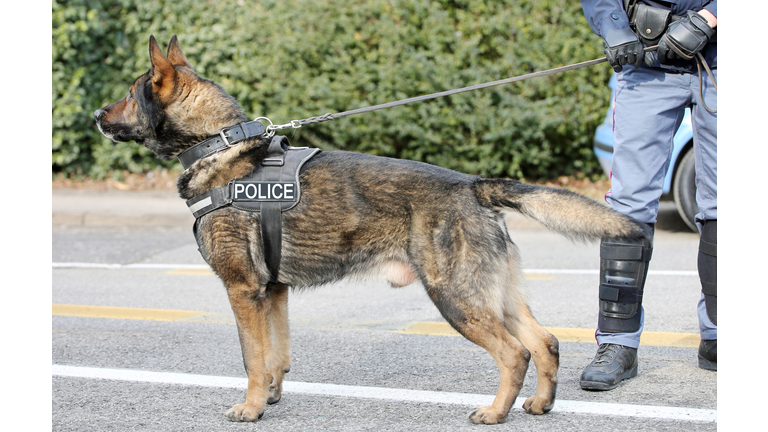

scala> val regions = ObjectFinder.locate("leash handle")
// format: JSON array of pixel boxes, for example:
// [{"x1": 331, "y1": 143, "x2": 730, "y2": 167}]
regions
[{"x1": 695, "y1": 52, "x2": 717, "y2": 114}]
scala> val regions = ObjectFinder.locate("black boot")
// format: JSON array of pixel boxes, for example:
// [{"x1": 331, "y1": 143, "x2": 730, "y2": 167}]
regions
[
  {"x1": 698, "y1": 339, "x2": 717, "y2": 371},
  {"x1": 580, "y1": 343, "x2": 638, "y2": 390}
]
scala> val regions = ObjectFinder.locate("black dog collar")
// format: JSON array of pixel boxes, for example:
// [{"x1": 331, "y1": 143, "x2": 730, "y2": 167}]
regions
[{"x1": 177, "y1": 119, "x2": 267, "y2": 169}]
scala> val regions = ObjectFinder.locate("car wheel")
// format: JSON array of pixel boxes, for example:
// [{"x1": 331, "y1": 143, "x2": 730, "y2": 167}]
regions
[{"x1": 672, "y1": 147, "x2": 699, "y2": 232}]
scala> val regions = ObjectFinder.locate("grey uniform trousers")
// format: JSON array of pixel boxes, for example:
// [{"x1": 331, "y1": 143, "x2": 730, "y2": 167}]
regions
[{"x1": 596, "y1": 64, "x2": 717, "y2": 348}]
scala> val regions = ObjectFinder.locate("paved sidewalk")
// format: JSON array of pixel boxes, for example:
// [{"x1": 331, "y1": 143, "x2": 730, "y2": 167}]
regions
[{"x1": 52, "y1": 188, "x2": 194, "y2": 227}]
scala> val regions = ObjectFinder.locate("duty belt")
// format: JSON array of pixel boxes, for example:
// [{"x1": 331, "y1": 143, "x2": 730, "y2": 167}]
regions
[{"x1": 186, "y1": 135, "x2": 321, "y2": 282}]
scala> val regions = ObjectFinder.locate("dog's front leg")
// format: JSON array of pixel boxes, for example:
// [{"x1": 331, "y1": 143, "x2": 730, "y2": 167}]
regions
[
  {"x1": 225, "y1": 282, "x2": 273, "y2": 422},
  {"x1": 265, "y1": 283, "x2": 291, "y2": 405}
]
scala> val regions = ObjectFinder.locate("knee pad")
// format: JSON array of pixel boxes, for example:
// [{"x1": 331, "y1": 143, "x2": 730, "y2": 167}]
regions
[
  {"x1": 598, "y1": 224, "x2": 654, "y2": 333},
  {"x1": 698, "y1": 220, "x2": 717, "y2": 325}
]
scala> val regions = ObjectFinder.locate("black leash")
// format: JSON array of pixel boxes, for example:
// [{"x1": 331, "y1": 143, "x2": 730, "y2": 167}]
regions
[
  {"x1": 261, "y1": 45, "x2": 716, "y2": 134},
  {"x1": 263, "y1": 55, "x2": 612, "y2": 135}
]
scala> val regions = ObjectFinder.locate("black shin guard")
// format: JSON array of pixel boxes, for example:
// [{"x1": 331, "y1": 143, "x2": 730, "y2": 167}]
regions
[
  {"x1": 597, "y1": 224, "x2": 654, "y2": 333},
  {"x1": 698, "y1": 220, "x2": 717, "y2": 326}
]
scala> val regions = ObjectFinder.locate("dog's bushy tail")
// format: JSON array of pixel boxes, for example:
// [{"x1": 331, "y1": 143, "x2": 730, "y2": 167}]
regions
[{"x1": 473, "y1": 178, "x2": 649, "y2": 242}]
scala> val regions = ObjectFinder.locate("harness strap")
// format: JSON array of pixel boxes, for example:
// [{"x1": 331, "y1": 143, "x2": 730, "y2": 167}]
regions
[
  {"x1": 260, "y1": 136, "x2": 288, "y2": 283},
  {"x1": 186, "y1": 184, "x2": 232, "y2": 219}
]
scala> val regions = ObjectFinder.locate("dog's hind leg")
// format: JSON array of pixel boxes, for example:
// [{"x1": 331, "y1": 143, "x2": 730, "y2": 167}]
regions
[
  {"x1": 414, "y1": 209, "x2": 535, "y2": 423},
  {"x1": 504, "y1": 304, "x2": 559, "y2": 415},
  {"x1": 266, "y1": 283, "x2": 291, "y2": 405},
  {"x1": 492, "y1": 242, "x2": 558, "y2": 414},
  {"x1": 424, "y1": 286, "x2": 530, "y2": 424}
]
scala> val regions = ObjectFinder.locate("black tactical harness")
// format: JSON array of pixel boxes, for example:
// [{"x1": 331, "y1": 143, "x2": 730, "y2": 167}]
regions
[{"x1": 182, "y1": 127, "x2": 320, "y2": 283}]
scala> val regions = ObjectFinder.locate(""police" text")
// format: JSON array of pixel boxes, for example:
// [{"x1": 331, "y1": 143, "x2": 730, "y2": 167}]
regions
[{"x1": 232, "y1": 182, "x2": 296, "y2": 202}]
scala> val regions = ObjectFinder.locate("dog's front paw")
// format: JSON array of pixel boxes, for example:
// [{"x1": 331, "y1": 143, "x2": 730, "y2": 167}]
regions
[
  {"x1": 468, "y1": 406, "x2": 508, "y2": 424},
  {"x1": 522, "y1": 395, "x2": 554, "y2": 415},
  {"x1": 225, "y1": 403, "x2": 264, "y2": 422}
]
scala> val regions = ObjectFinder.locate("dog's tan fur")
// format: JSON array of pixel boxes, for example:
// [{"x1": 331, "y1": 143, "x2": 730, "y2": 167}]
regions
[{"x1": 94, "y1": 35, "x2": 650, "y2": 424}]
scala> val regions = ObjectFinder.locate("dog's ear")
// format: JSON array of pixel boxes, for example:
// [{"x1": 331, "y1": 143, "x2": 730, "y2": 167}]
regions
[
  {"x1": 149, "y1": 35, "x2": 176, "y2": 99},
  {"x1": 167, "y1": 34, "x2": 193, "y2": 70}
]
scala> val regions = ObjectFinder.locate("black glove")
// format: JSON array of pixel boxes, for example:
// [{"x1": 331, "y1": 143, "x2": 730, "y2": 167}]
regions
[
  {"x1": 657, "y1": 10, "x2": 715, "y2": 63},
  {"x1": 602, "y1": 27, "x2": 646, "y2": 72}
]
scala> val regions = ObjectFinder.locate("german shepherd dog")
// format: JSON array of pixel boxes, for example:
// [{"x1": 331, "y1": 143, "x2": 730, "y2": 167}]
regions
[{"x1": 95, "y1": 35, "x2": 648, "y2": 424}]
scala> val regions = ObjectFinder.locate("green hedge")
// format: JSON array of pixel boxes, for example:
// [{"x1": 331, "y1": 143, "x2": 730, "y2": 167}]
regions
[{"x1": 53, "y1": 0, "x2": 612, "y2": 180}]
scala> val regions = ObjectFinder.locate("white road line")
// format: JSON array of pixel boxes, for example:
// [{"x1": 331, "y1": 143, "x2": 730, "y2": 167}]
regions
[
  {"x1": 53, "y1": 365, "x2": 716, "y2": 423},
  {"x1": 51, "y1": 262, "x2": 698, "y2": 276}
]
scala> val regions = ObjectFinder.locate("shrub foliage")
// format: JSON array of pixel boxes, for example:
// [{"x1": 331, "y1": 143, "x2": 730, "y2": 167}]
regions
[{"x1": 53, "y1": 0, "x2": 611, "y2": 180}]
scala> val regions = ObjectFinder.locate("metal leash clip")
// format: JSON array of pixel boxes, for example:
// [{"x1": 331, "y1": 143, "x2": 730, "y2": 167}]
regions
[{"x1": 265, "y1": 119, "x2": 302, "y2": 137}]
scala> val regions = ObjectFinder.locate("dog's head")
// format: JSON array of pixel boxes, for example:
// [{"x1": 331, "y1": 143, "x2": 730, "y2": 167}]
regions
[{"x1": 94, "y1": 35, "x2": 247, "y2": 160}]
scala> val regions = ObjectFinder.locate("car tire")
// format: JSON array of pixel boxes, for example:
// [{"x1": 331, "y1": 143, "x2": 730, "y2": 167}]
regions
[{"x1": 672, "y1": 147, "x2": 699, "y2": 232}]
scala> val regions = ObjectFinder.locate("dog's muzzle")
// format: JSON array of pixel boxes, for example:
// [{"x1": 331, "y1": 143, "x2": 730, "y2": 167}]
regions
[
  {"x1": 93, "y1": 108, "x2": 116, "y2": 141},
  {"x1": 93, "y1": 109, "x2": 107, "y2": 134}
]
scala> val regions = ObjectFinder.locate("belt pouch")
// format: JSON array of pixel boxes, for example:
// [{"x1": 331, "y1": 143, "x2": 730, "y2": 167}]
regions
[{"x1": 630, "y1": 4, "x2": 672, "y2": 45}]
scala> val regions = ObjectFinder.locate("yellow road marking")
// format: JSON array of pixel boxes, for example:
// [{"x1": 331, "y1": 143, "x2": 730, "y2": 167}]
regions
[
  {"x1": 52, "y1": 304, "x2": 205, "y2": 322},
  {"x1": 395, "y1": 321, "x2": 459, "y2": 337},
  {"x1": 165, "y1": 268, "x2": 215, "y2": 276},
  {"x1": 400, "y1": 322, "x2": 699, "y2": 348},
  {"x1": 52, "y1": 305, "x2": 698, "y2": 348}
]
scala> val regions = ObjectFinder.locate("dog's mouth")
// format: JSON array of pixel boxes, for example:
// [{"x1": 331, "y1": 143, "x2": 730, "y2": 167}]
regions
[
  {"x1": 95, "y1": 123, "x2": 127, "y2": 143},
  {"x1": 94, "y1": 111, "x2": 139, "y2": 144},
  {"x1": 94, "y1": 122, "x2": 118, "y2": 142}
]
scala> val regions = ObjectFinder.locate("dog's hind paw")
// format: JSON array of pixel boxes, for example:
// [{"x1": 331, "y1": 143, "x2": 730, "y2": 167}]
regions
[
  {"x1": 225, "y1": 403, "x2": 265, "y2": 422},
  {"x1": 267, "y1": 380, "x2": 283, "y2": 405},
  {"x1": 522, "y1": 395, "x2": 554, "y2": 415},
  {"x1": 468, "y1": 406, "x2": 508, "y2": 424}
]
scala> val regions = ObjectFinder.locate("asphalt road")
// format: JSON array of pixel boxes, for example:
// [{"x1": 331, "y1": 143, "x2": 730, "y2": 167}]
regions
[{"x1": 51, "y1": 199, "x2": 720, "y2": 431}]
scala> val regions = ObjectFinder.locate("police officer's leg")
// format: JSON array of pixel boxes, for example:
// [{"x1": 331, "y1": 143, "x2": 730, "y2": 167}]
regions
[
  {"x1": 697, "y1": 220, "x2": 717, "y2": 370},
  {"x1": 691, "y1": 67, "x2": 717, "y2": 370},
  {"x1": 581, "y1": 66, "x2": 687, "y2": 390}
]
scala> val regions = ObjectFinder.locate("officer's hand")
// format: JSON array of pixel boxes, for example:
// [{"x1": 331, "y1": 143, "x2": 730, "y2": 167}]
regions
[
  {"x1": 602, "y1": 27, "x2": 646, "y2": 72},
  {"x1": 657, "y1": 10, "x2": 715, "y2": 63}
]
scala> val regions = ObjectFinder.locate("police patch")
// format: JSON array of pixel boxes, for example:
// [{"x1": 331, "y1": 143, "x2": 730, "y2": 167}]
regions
[{"x1": 233, "y1": 181, "x2": 297, "y2": 202}]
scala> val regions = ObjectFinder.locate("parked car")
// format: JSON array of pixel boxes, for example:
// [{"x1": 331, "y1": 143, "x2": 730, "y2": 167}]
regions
[{"x1": 592, "y1": 74, "x2": 699, "y2": 232}]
